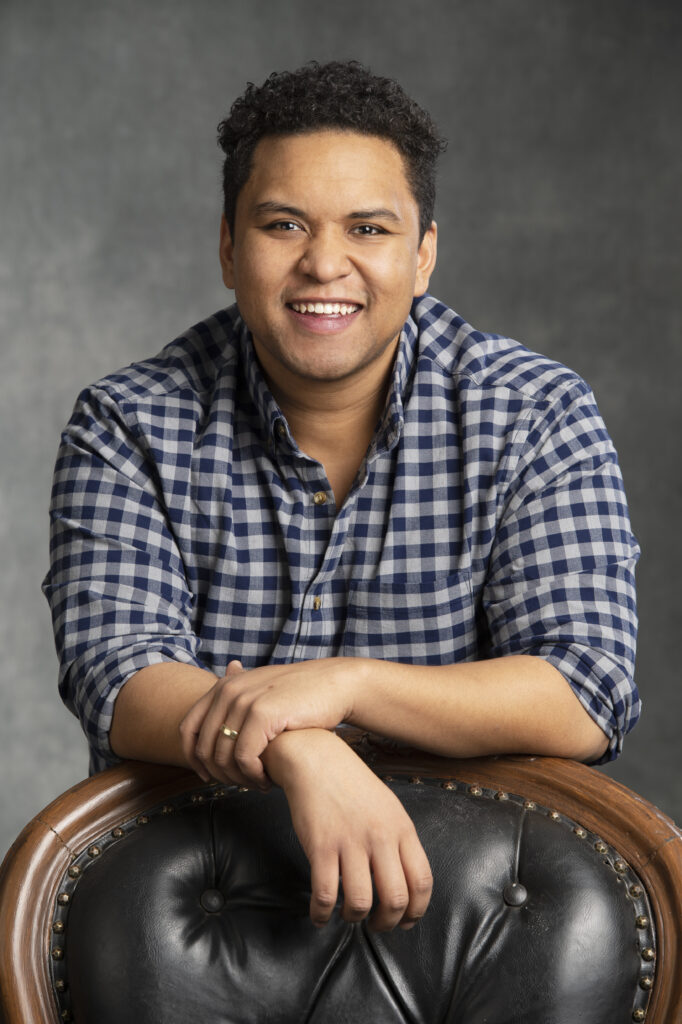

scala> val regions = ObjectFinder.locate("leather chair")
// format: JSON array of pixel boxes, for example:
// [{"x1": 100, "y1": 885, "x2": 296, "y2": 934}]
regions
[{"x1": 1, "y1": 730, "x2": 680, "y2": 1023}]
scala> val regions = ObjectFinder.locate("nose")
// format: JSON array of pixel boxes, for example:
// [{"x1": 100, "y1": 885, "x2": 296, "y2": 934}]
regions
[{"x1": 297, "y1": 228, "x2": 351, "y2": 282}]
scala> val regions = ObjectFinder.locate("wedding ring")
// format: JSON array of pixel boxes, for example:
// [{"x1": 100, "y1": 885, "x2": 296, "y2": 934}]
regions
[{"x1": 220, "y1": 725, "x2": 239, "y2": 740}]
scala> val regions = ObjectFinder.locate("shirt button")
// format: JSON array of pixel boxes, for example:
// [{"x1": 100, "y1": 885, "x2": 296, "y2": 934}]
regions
[
  {"x1": 313, "y1": 596, "x2": 322, "y2": 611},
  {"x1": 313, "y1": 491, "x2": 328, "y2": 506},
  {"x1": 276, "y1": 422, "x2": 286, "y2": 437}
]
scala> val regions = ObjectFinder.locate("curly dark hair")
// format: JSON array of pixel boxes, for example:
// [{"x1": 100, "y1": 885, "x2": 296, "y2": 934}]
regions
[{"x1": 217, "y1": 61, "x2": 446, "y2": 241}]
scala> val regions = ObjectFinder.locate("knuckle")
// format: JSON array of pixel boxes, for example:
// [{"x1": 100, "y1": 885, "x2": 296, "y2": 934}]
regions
[
  {"x1": 232, "y1": 691, "x2": 251, "y2": 714},
  {"x1": 414, "y1": 871, "x2": 433, "y2": 895},
  {"x1": 386, "y1": 892, "x2": 409, "y2": 914},
  {"x1": 346, "y1": 896, "x2": 372, "y2": 917},
  {"x1": 194, "y1": 743, "x2": 210, "y2": 762},
  {"x1": 234, "y1": 751, "x2": 252, "y2": 772},
  {"x1": 213, "y1": 747, "x2": 231, "y2": 768},
  {"x1": 313, "y1": 890, "x2": 337, "y2": 911}
]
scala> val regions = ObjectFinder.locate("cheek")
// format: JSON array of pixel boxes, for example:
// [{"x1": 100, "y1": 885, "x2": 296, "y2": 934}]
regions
[
  {"x1": 370, "y1": 249, "x2": 419, "y2": 295},
  {"x1": 234, "y1": 254, "x2": 276, "y2": 307}
]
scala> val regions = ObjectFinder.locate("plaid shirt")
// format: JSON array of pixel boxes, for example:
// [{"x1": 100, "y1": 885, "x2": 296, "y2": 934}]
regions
[{"x1": 44, "y1": 295, "x2": 640, "y2": 772}]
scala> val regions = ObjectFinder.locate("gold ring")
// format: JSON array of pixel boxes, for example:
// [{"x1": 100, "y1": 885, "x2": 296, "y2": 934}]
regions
[{"x1": 220, "y1": 725, "x2": 239, "y2": 740}]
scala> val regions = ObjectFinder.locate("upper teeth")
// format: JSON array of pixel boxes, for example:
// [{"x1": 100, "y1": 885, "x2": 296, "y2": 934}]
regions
[{"x1": 290, "y1": 302, "x2": 359, "y2": 315}]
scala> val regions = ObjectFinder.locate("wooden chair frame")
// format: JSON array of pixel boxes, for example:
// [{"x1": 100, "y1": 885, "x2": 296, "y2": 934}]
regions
[{"x1": 1, "y1": 738, "x2": 680, "y2": 1023}]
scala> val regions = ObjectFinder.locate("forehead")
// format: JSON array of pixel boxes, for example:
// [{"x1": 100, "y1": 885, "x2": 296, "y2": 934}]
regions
[{"x1": 240, "y1": 130, "x2": 416, "y2": 217}]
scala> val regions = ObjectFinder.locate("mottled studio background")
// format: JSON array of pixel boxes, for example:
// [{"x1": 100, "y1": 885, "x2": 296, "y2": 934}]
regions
[{"x1": 1, "y1": 0, "x2": 680, "y2": 860}]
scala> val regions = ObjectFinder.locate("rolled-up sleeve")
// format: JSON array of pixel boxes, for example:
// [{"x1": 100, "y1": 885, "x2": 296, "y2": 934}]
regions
[
  {"x1": 42, "y1": 385, "x2": 206, "y2": 771},
  {"x1": 483, "y1": 382, "x2": 640, "y2": 763}
]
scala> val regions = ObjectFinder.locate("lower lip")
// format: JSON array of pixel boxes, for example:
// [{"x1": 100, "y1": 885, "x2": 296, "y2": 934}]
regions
[{"x1": 286, "y1": 307, "x2": 362, "y2": 334}]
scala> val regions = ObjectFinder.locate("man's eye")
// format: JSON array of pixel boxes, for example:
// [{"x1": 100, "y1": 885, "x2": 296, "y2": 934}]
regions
[
  {"x1": 267, "y1": 220, "x2": 301, "y2": 232},
  {"x1": 352, "y1": 224, "x2": 385, "y2": 236}
]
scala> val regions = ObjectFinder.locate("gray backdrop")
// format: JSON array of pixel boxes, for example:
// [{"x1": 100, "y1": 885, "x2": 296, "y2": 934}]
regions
[{"x1": 1, "y1": 0, "x2": 680, "y2": 861}]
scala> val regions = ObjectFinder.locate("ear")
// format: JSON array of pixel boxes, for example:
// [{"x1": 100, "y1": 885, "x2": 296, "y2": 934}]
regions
[
  {"x1": 219, "y1": 214, "x2": 236, "y2": 290},
  {"x1": 413, "y1": 221, "x2": 438, "y2": 297}
]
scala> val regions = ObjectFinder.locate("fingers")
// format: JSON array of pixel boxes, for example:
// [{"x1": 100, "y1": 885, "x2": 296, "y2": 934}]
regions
[
  {"x1": 308, "y1": 830, "x2": 432, "y2": 932},
  {"x1": 366, "y1": 843, "x2": 409, "y2": 932},
  {"x1": 312, "y1": 835, "x2": 432, "y2": 932},
  {"x1": 179, "y1": 662, "x2": 270, "y2": 789},
  {"x1": 309, "y1": 848, "x2": 341, "y2": 927},
  {"x1": 339, "y1": 847, "x2": 374, "y2": 924},
  {"x1": 395, "y1": 832, "x2": 433, "y2": 930},
  {"x1": 178, "y1": 688, "x2": 216, "y2": 783}
]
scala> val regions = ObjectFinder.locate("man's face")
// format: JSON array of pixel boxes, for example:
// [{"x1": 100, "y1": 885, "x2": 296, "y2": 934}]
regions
[{"x1": 219, "y1": 130, "x2": 437, "y2": 391}]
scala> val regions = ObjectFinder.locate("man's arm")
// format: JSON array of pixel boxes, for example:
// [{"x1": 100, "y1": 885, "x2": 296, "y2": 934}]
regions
[
  {"x1": 171, "y1": 652, "x2": 607, "y2": 794},
  {"x1": 110, "y1": 660, "x2": 434, "y2": 931},
  {"x1": 110, "y1": 649, "x2": 605, "y2": 930}
]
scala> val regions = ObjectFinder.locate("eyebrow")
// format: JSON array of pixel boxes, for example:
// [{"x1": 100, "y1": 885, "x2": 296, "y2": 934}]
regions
[{"x1": 253, "y1": 201, "x2": 402, "y2": 224}]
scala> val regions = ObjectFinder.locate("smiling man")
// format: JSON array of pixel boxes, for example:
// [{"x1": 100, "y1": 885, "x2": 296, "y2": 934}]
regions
[{"x1": 44, "y1": 62, "x2": 640, "y2": 933}]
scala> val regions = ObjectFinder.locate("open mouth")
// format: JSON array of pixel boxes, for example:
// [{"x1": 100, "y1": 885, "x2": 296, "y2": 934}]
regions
[{"x1": 288, "y1": 301, "x2": 361, "y2": 316}]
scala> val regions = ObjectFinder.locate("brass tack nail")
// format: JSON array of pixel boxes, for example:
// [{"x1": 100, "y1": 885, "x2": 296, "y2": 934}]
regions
[
  {"x1": 641, "y1": 947, "x2": 655, "y2": 962},
  {"x1": 595, "y1": 841, "x2": 608, "y2": 853},
  {"x1": 57, "y1": 893, "x2": 70, "y2": 906},
  {"x1": 613, "y1": 859, "x2": 627, "y2": 873},
  {"x1": 191, "y1": 794, "x2": 205, "y2": 803},
  {"x1": 383, "y1": 775, "x2": 394, "y2": 782},
  {"x1": 67, "y1": 865, "x2": 80, "y2": 879},
  {"x1": 410, "y1": 776, "x2": 423, "y2": 784},
  {"x1": 55, "y1": 979, "x2": 66, "y2": 992},
  {"x1": 53, "y1": 921, "x2": 65, "y2": 934},
  {"x1": 136, "y1": 815, "x2": 149, "y2": 825},
  {"x1": 639, "y1": 977, "x2": 653, "y2": 991},
  {"x1": 574, "y1": 827, "x2": 587, "y2": 838},
  {"x1": 52, "y1": 947, "x2": 64, "y2": 960},
  {"x1": 630, "y1": 885, "x2": 643, "y2": 898},
  {"x1": 87, "y1": 845, "x2": 101, "y2": 857},
  {"x1": 469, "y1": 785, "x2": 483, "y2": 796},
  {"x1": 495, "y1": 791, "x2": 509, "y2": 801},
  {"x1": 238, "y1": 786, "x2": 249, "y2": 793},
  {"x1": 441, "y1": 780, "x2": 456, "y2": 790},
  {"x1": 215, "y1": 788, "x2": 225, "y2": 797},
  {"x1": 636, "y1": 915, "x2": 649, "y2": 929},
  {"x1": 523, "y1": 800, "x2": 536, "y2": 810},
  {"x1": 161, "y1": 804, "x2": 174, "y2": 814},
  {"x1": 112, "y1": 827, "x2": 124, "y2": 838},
  {"x1": 549, "y1": 811, "x2": 561, "y2": 821},
  {"x1": 632, "y1": 1010, "x2": 646, "y2": 1022}
]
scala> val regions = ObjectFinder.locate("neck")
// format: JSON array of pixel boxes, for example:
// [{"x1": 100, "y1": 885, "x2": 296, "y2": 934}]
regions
[
  {"x1": 259, "y1": 337, "x2": 398, "y2": 452},
  {"x1": 260, "y1": 348, "x2": 398, "y2": 506},
  {"x1": 281, "y1": 376, "x2": 388, "y2": 439}
]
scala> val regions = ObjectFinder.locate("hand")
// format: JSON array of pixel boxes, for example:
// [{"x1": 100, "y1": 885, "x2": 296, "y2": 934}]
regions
[
  {"x1": 266, "y1": 728, "x2": 433, "y2": 932},
  {"x1": 178, "y1": 657, "x2": 363, "y2": 788}
]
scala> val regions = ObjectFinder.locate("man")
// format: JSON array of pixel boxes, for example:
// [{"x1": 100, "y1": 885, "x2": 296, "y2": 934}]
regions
[{"x1": 44, "y1": 61, "x2": 639, "y2": 934}]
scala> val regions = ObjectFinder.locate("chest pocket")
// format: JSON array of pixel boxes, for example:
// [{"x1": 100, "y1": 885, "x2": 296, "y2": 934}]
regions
[{"x1": 342, "y1": 571, "x2": 476, "y2": 664}]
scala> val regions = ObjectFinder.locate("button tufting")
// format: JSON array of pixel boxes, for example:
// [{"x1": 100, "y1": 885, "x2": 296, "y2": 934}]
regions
[
  {"x1": 503, "y1": 882, "x2": 528, "y2": 908},
  {"x1": 200, "y1": 889, "x2": 226, "y2": 913}
]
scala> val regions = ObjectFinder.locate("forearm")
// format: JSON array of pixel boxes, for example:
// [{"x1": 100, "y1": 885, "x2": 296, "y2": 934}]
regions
[
  {"x1": 109, "y1": 662, "x2": 218, "y2": 766},
  {"x1": 347, "y1": 654, "x2": 608, "y2": 763}
]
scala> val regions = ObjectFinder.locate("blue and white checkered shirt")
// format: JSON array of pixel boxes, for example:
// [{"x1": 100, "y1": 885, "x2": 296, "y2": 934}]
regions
[{"x1": 43, "y1": 295, "x2": 640, "y2": 772}]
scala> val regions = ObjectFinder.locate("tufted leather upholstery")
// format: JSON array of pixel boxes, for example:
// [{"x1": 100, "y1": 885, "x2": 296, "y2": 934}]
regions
[
  {"x1": 2, "y1": 741, "x2": 680, "y2": 1024},
  {"x1": 56, "y1": 777, "x2": 651, "y2": 1023}
]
